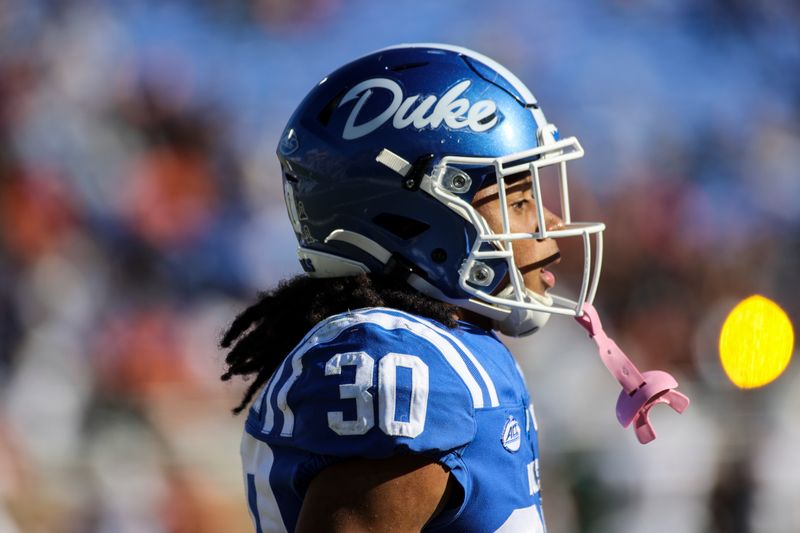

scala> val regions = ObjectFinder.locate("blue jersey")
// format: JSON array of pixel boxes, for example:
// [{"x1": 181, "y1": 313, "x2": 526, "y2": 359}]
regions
[{"x1": 241, "y1": 308, "x2": 545, "y2": 532}]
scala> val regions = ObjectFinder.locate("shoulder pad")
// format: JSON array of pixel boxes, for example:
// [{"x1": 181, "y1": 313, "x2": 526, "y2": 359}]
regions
[{"x1": 245, "y1": 308, "x2": 492, "y2": 458}]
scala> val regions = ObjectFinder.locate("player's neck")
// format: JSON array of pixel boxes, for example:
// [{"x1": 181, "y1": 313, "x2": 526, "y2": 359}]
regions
[{"x1": 453, "y1": 308, "x2": 493, "y2": 332}]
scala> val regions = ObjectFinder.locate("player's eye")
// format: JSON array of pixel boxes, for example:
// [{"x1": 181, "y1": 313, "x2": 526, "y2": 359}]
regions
[{"x1": 509, "y1": 199, "x2": 528, "y2": 211}]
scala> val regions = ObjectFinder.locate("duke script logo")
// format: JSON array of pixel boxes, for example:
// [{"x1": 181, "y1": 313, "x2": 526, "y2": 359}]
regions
[{"x1": 338, "y1": 78, "x2": 498, "y2": 140}]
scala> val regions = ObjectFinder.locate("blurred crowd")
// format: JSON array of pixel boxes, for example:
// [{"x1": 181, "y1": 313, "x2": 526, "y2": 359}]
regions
[{"x1": 0, "y1": 1, "x2": 798, "y2": 532}]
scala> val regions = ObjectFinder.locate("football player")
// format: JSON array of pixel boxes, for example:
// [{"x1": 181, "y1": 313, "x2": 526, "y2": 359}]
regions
[{"x1": 221, "y1": 43, "x2": 606, "y2": 532}]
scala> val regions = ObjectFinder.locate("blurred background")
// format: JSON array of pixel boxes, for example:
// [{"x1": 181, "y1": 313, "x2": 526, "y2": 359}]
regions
[{"x1": 0, "y1": 0, "x2": 798, "y2": 532}]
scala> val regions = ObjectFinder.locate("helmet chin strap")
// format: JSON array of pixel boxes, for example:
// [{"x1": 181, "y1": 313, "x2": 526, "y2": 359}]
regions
[
  {"x1": 319, "y1": 225, "x2": 557, "y2": 338},
  {"x1": 409, "y1": 272, "x2": 555, "y2": 338},
  {"x1": 491, "y1": 284, "x2": 553, "y2": 337}
]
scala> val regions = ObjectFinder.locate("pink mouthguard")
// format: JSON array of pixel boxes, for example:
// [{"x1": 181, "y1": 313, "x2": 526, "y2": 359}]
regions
[{"x1": 575, "y1": 303, "x2": 690, "y2": 444}]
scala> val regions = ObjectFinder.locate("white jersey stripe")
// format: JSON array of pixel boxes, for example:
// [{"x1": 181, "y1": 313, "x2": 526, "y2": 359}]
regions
[
  {"x1": 241, "y1": 433, "x2": 287, "y2": 533},
  {"x1": 274, "y1": 315, "x2": 363, "y2": 436},
  {"x1": 258, "y1": 372, "x2": 277, "y2": 429},
  {"x1": 494, "y1": 503, "x2": 545, "y2": 533},
  {"x1": 272, "y1": 310, "x2": 485, "y2": 437},
  {"x1": 354, "y1": 310, "x2": 485, "y2": 409},
  {"x1": 261, "y1": 313, "x2": 350, "y2": 432},
  {"x1": 407, "y1": 315, "x2": 500, "y2": 408}
]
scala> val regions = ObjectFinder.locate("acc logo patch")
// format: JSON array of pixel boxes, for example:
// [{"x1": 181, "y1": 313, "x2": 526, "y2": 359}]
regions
[{"x1": 501, "y1": 416, "x2": 521, "y2": 453}]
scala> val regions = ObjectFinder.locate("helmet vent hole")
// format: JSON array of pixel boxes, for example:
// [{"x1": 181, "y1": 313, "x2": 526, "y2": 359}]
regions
[
  {"x1": 317, "y1": 89, "x2": 347, "y2": 127},
  {"x1": 373, "y1": 213, "x2": 430, "y2": 240},
  {"x1": 389, "y1": 61, "x2": 429, "y2": 72},
  {"x1": 477, "y1": 111, "x2": 497, "y2": 125}
]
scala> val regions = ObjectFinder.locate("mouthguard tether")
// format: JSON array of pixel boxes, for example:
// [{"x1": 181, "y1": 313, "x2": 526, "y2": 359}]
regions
[{"x1": 575, "y1": 303, "x2": 690, "y2": 444}]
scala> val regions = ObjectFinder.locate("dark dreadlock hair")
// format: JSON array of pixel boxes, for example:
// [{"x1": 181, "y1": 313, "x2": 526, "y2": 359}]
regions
[{"x1": 220, "y1": 273, "x2": 458, "y2": 414}]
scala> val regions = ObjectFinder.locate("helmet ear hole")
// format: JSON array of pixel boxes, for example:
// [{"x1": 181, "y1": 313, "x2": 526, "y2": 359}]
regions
[
  {"x1": 372, "y1": 213, "x2": 430, "y2": 240},
  {"x1": 431, "y1": 248, "x2": 447, "y2": 264}
]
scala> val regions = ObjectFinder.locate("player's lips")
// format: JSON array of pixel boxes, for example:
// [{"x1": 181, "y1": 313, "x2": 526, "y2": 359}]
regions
[
  {"x1": 522, "y1": 252, "x2": 560, "y2": 290},
  {"x1": 540, "y1": 269, "x2": 556, "y2": 289}
]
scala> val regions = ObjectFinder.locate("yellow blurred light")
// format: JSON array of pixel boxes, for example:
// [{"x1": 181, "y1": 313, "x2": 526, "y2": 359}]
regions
[{"x1": 719, "y1": 295, "x2": 794, "y2": 389}]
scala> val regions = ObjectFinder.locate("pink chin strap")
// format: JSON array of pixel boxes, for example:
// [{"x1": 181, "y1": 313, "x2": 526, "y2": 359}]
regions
[{"x1": 574, "y1": 303, "x2": 690, "y2": 444}]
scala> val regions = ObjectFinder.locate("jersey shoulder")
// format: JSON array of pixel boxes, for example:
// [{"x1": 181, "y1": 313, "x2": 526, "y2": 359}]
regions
[{"x1": 245, "y1": 307, "x2": 502, "y2": 458}]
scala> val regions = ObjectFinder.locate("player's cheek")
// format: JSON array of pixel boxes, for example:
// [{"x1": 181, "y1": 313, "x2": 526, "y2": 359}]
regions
[
  {"x1": 516, "y1": 241, "x2": 539, "y2": 272},
  {"x1": 509, "y1": 208, "x2": 529, "y2": 233},
  {"x1": 518, "y1": 206, "x2": 534, "y2": 233}
]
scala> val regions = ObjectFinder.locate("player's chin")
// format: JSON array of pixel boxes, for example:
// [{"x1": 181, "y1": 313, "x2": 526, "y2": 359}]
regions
[{"x1": 522, "y1": 275, "x2": 548, "y2": 298}]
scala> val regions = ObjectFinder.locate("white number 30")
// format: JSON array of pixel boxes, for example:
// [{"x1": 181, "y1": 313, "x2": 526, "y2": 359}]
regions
[{"x1": 325, "y1": 352, "x2": 429, "y2": 438}]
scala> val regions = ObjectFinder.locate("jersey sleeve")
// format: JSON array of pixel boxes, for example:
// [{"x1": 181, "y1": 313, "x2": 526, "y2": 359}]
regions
[{"x1": 245, "y1": 310, "x2": 479, "y2": 459}]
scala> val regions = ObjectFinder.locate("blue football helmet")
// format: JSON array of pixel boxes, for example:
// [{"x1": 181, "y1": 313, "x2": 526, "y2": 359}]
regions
[{"x1": 277, "y1": 43, "x2": 605, "y2": 336}]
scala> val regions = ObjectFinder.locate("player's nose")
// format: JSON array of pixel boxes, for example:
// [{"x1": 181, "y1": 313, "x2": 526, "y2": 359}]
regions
[{"x1": 536, "y1": 207, "x2": 564, "y2": 242}]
